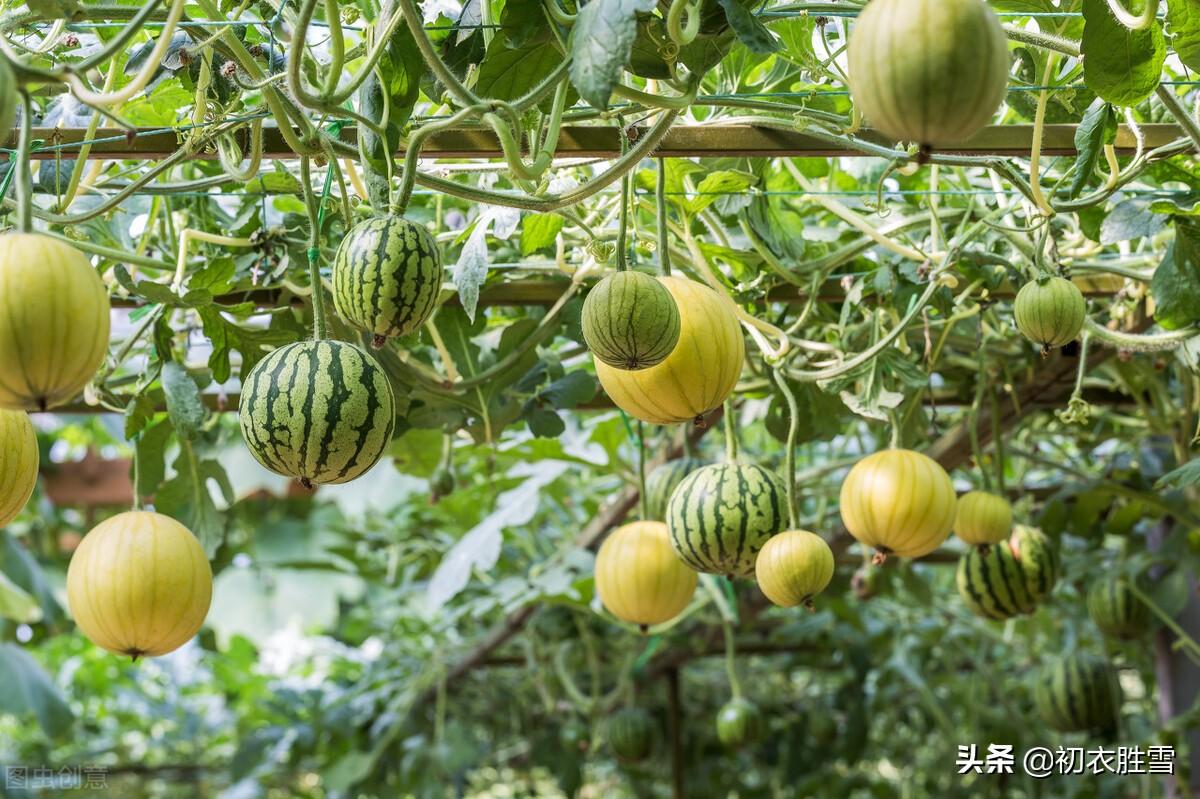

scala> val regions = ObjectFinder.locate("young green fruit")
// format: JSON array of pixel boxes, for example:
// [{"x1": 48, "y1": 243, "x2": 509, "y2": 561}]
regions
[
  {"x1": 716, "y1": 698, "x2": 764, "y2": 749},
  {"x1": 583, "y1": 270, "x2": 681, "y2": 370},
  {"x1": 1088, "y1": 576, "x2": 1153, "y2": 640},
  {"x1": 607, "y1": 707, "x2": 656, "y2": 763},
  {"x1": 1013, "y1": 276, "x2": 1086, "y2": 351},
  {"x1": 1034, "y1": 653, "x2": 1121, "y2": 734}
]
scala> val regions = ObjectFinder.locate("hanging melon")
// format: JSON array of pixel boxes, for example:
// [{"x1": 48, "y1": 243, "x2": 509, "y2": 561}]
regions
[
  {"x1": 594, "y1": 521, "x2": 697, "y2": 629},
  {"x1": 0, "y1": 410, "x2": 37, "y2": 527},
  {"x1": 839, "y1": 449, "x2": 956, "y2": 561},
  {"x1": 755, "y1": 530, "x2": 835, "y2": 609},
  {"x1": 1013, "y1": 276, "x2": 1086, "y2": 351},
  {"x1": 954, "y1": 490, "x2": 1013, "y2": 547},
  {"x1": 582, "y1": 270, "x2": 681, "y2": 370}
]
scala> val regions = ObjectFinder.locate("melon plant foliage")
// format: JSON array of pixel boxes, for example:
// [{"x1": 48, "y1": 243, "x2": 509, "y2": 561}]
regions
[{"x1": 0, "y1": 0, "x2": 1199, "y2": 796}]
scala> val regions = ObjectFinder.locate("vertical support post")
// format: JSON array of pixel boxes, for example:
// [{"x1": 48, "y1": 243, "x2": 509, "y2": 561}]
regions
[{"x1": 666, "y1": 666, "x2": 685, "y2": 799}]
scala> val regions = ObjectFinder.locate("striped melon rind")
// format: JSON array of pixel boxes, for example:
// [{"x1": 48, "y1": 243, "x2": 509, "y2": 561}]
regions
[
  {"x1": 953, "y1": 490, "x2": 1013, "y2": 547},
  {"x1": 1011, "y1": 525, "x2": 1058, "y2": 602},
  {"x1": 0, "y1": 410, "x2": 37, "y2": 528},
  {"x1": 1034, "y1": 653, "x2": 1121, "y2": 734},
  {"x1": 595, "y1": 276, "x2": 744, "y2": 425},
  {"x1": 0, "y1": 234, "x2": 111, "y2": 411},
  {"x1": 956, "y1": 540, "x2": 1038, "y2": 620},
  {"x1": 665, "y1": 462, "x2": 786, "y2": 578},
  {"x1": 607, "y1": 707, "x2": 656, "y2": 763},
  {"x1": 644, "y1": 457, "x2": 704, "y2": 520},
  {"x1": 1013, "y1": 277, "x2": 1086, "y2": 350},
  {"x1": 839, "y1": 449, "x2": 957, "y2": 560},
  {"x1": 239, "y1": 339, "x2": 396, "y2": 486},
  {"x1": 582, "y1": 271, "x2": 681, "y2": 370},
  {"x1": 1088, "y1": 576, "x2": 1153, "y2": 640},
  {"x1": 332, "y1": 216, "x2": 442, "y2": 345},
  {"x1": 846, "y1": 0, "x2": 1010, "y2": 147}
]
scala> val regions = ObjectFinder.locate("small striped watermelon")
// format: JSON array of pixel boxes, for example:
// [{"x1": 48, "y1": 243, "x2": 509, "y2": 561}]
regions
[
  {"x1": 847, "y1": 0, "x2": 1010, "y2": 147},
  {"x1": 644, "y1": 457, "x2": 704, "y2": 520},
  {"x1": 1034, "y1": 653, "x2": 1121, "y2": 734},
  {"x1": 332, "y1": 216, "x2": 442, "y2": 347},
  {"x1": 665, "y1": 462, "x2": 786, "y2": 578},
  {"x1": 0, "y1": 234, "x2": 111, "y2": 411},
  {"x1": 595, "y1": 276, "x2": 744, "y2": 425},
  {"x1": 239, "y1": 339, "x2": 396, "y2": 487},
  {"x1": 1013, "y1": 277, "x2": 1086, "y2": 351},
  {"x1": 954, "y1": 490, "x2": 1013, "y2": 547},
  {"x1": 839, "y1": 449, "x2": 957, "y2": 561},
  {"x1": 0, "y1": 410, "x2": 37, "y2": 528},
  {"x1": 1011, "y1": 525, "x2": 1058, "y2": 602},
  {"x1": 607, "y1": 707, "x2": 656, "y2": 762},
  {"x1": 716, "y1": 698, "x2": 764, "y2": 749},
  {"x1": 583, "y1": 271, "x2": 681, "y2": 370},
  {"x1": 956, "y1": 539, "x2": 1037, "y2": 620},
  {"x1": 1088, "y1": 576, "x2": 1153, "y2": 640}
]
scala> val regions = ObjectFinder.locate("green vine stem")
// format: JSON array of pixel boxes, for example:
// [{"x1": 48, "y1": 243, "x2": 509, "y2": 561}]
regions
[
  {"x1": 1105, "y1": 0, "x2": 1157, "y2": 30},
  {"x1": 300, "y1": 157, "x2": 332, "y2": 340},
  {"x1": 723, "y1": 399, "x2": 739, "y2": 462},
  {"x1": 772, "y1": 368, "x2": 800, "y2": 530},
  {"x1": 1083, "y1": 318, "x2": 1200, "y2": 352},
  {"x1": 1057, "y1": 331, "x2": 1093, "y2": 426},
  {"x1": 1128, "y1": 582, "x2": 1200, "y2": 664},
  {"x1": 989, "y1": 390, "x2": 1006, "y2": 493},
  {"x1": 666, "y1": 0, "x2": 701, "y2": 46},
  {"x1": 616, "y1": 171, "x2": 631, "y2": 272},
  {"x1": 656, "y1": 159, "x2": 672, "y2": 276},
  {"x1": 637, "y1": 420, "x2": 648, "y2": 521},
  {"x1": 14, "y1": 88, "x2": 32, "y2": 234}
]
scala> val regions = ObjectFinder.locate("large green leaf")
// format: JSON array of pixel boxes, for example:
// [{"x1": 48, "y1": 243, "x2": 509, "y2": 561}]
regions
[
  {"x1": 1068, "y1": 99, "x2": 1116, "y2": 199},
  {"x1": 1151, "y1": 240, "x2": 1200, "y2": 330},
  {"x1": 1166, "y1": 0, "x2": 1200, "y2": 71},
  {"x1": 0, "y1": 571, "x2": 40, "y2": 624},
  {"x1": 0, "y1": 644, "x2": 73, "y2": 738},
  {"x1": 568, "y1": 0, "x2": 657, "y2": 109},
  {"x1": 1081, "y1": 0, "x2": 1166, "y2": 106}
]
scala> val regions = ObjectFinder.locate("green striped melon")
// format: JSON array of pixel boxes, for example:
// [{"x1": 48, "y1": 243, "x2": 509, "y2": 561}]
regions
[
  {"x1": 0, "y1": 234, "x2": 111, "y2": 411},
  {"x1": 332, "y1": 216, "x2": 442, "y2": 347},
  {"x1": 239, "y1": 340, "x2": 395, "y2": 487},
  {"x1": 716, "y1": 698, "x2": 764, "y2": 749},
  {"x1": 956, "y1": 539, "x2": 1037, "y2": 620},
  {"x1": 0, "y1": 410, "x2": 37, "y2": 527},
  {"x1": 644, "y1": 457, "x2": 704, "y2": 520},
  {"x1": 1011, "y1": 525, "x2": 1058, "y2": 602},
  {"x1": 846, "y1": 0, "x2": 1010, "y2": 147},
  {"x1": 665, "y1": 462, "x2": 786, "y2": 578},
  {"x1": 582, "y1": 271, "x2": 681, "y2": 370},
  {"x1": 607, "y1": 707, "x2": 656, "y2": 763},
  {"x1": 1013, "y1": 277, "x2": 1086, "y2": 351},
  {"x1": 1088, "y1": 576, "x2": 1153, "y2": 640},
  {"x1": 1034, "y1": 653, "x2": 1121, "y2": 734}
]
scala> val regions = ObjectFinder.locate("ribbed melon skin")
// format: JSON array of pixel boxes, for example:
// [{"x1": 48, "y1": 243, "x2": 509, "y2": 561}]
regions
[
  {"x1": 847, "y1": 0, "x2": 1010, "y2": 146},
  {"x1": 956, "y1": 540, "x2": 1037, "y2": 620},
  {"x1": 595, "y1": 521, "x2": 697, "y2": 626},
  {"x1": 0, "y1": 410, "x2": 37, "y2": 527},
  {"x1": 1011, "y1": 525, "x2": 1058, "y2": 602},
  {"x1": 1088, "y1": 577, "x2": 1153, "y2": 640},
  {"x1": 582, "y1": 271, "x2": 681, "y2": 370},
  {"x1": 954, "y1": 490, "x2": 1013, "y2": 546},
  {"x1": 839, "y1": 449, "x2": 956, "y2": 559},
  {"x1": 666, "y1": 463, "x2": 786, "y2": 578},
  {"x1": 755, "y1": 529, "x2": 835, "y2": 608},
  {"x1": 607, "y1": 707, "x2": 656, "y2": 762},
  {"x1": 644, "y1": 457, "x2": 704, "y2": 520},
  {"x1": 595, "y1": 276, "x2": 744, "y2": 424},
  {"x1": 1014, "y1": 277, "x2": 1086, "y2": 349},
  {"x1": 1035, "y1": 654, "x2": 1121, "y2": 734},
  {"x1": 66, "y1": 511, "x2": 212, "y2": 658},
  {"x1": 239, "y1": 340, "x2": 396, "y2": 485},
  {"x1": 0, "y1": 234, "x2": 111, "y2": 411},
  {"x1": 332, "y1": 216, "x2": 442, "y2": 343}
]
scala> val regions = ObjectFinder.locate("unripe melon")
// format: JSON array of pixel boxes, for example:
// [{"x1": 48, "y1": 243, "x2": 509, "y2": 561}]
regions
[
  {"x1": 716, "y1": 698, "x2": 764, "y2": 749},
  {"x1": 239, "y1": 340, "x2": 396, "y2": 487},
  {"x1": 595, "y1": 276, "x2": 744, "y2": 424},
  {"x1": 607, "y1": 707, "x2": 656, "y2": 762},
  {"x1": 595, "y1": 521, "x2": 697, "y2": 628},
  {"x1": 0, "y1": 234, "x2": 111, "y2": 411},
  {"x1": 1034, "y1": 653, "x2": 1121, "y2": 734},
  {"x1": 66, "y1": 511, "x2": 212, "y2": 659},
  {"x1": 1013, "y1": 276, "x2": 1086, "y2": 350},
  {"x1": 644, "y1": 457, "x2": 704, "y2": 520},
  {"x1": 1011, "y1": 525, "x2": 1058, "y2": 602},
  {"x1": 847, "y1": 0, "x2": 1010, "y2": 147},
  {"x1": 582, "y1": 271, "x2": 681, "y2": 370},
  {"x1": 755, "y1": 530, "x2": 835, "y2": 609},
  {"x1": 1088, "y1": 576, "x2": 1153, "y2": 640},
  {"x1": 954, "y1": 490, "x2": 1013, "y2": 547},
  {"x1": 332, "y1": 216, "x2": 442, "y2": 347},
  {"x1": 0, "y1": 410, "x2": 37, "y2": 527},
  {"x1": 839, "y1": 449, "x2": 956, "y2": 561}
]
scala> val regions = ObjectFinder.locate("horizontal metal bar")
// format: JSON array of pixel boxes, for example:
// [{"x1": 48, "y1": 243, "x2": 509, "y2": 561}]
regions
[{"x1": 9, "y1": 124, "x2": 1185, "y2": 161}]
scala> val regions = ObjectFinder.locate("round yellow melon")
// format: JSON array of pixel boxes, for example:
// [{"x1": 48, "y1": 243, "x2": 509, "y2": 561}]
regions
[
  {"x1": 595, "y1": 520, "x2": 697, "y2": 628},
  {"x1": 66, "y1": 511, "x2": 212, "y2": 659},
  {"x1": 595, "y1": 276, "x2": 744, "y2": 424},
  {"x1": 839, "y1": 449, "x2": 957, "y2": 561},
  {"x1": 0, "y1": 409, "x2": 37, "y2": 527}
]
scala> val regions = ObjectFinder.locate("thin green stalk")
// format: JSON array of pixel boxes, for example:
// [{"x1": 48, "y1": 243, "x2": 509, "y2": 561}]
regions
[
  {"x1": 656, "y1": 160, "x2": 672, "y2": 276},
  {"x1": 300, "y1": 157, "x2": 331, "y2": 340},
  {"x1": 723, "y1": 399, "x2": 738, "y2": 462},
  {"x1": 637, "y1": 421, "x2": 648, "y2": 521},
  {"x1": 773, "y1": 368, "x2": 800, "y2": 529}
]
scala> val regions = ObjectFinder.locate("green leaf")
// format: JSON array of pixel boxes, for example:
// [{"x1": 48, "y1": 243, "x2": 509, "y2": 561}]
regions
[
  {"x1": 256, "y1": 161, "x2": 303, "y2": 195},
  {"x1": 717, "y1": 0, "x2": 780, "y2": 54},
  {"x1": 476, "y1": 35, "x2": 571, "y2": 109},
  {"x1": 568, "y1": 0, "x2": 656, "y2": 109},
  {"x1": 686, "y1": 170, "x2": 758, "y2": 215},
  {"x1": 1157, "y1": 458, "x2": 1200, "y2": 489},
  {"x1": 197, "y1": 306, "x2": 295, "y2": 383},
  {"x1": 1150, "y1": 244, "x2": 1200, "y2": 330},
  {"x1": 0, "y1": 532, "x2": 63, "y2": 626},
  {"x1": 155, "y1": 443, "x2": 233, "y2": 557},
  {"x1": 1081, "y1": 0, "x2": 1166, "y2": 106},
  {"x1": 161, "y1": 362, "x2": 205, "y2": 441},
  {"x1": 538, "y1": 370, "x2": 597, "y2": 409},
  {"x1": 1100, "y1": 198, "x2": 1167, "y2": 243},
  {"x1": 0, "y1": 570, "x2": 40, "y2": 624},
  {"x1": 26, "y1": 0, "x2": 81, "y2": 18},
  {"x1": 521, "y1": 213, "x2": 565, "y2": 255},
  {"x1": 134, "y1": 418, "x2": 172, "y2": 500},
  {"x1": 0, "y1": 644, "x2": 73, "y2": 737},
  {"x1": 1068, "y1": 99, "x2": 1116, "y2": 199},
  {"x1": 1167, "y1": 0, "x2": 1200, "y2": 71}
]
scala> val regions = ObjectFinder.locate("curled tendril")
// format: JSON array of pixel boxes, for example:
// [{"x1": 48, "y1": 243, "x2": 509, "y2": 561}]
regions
[{"x1": 1056, "y1": 394, "x2": 1092, "y2": 426}]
